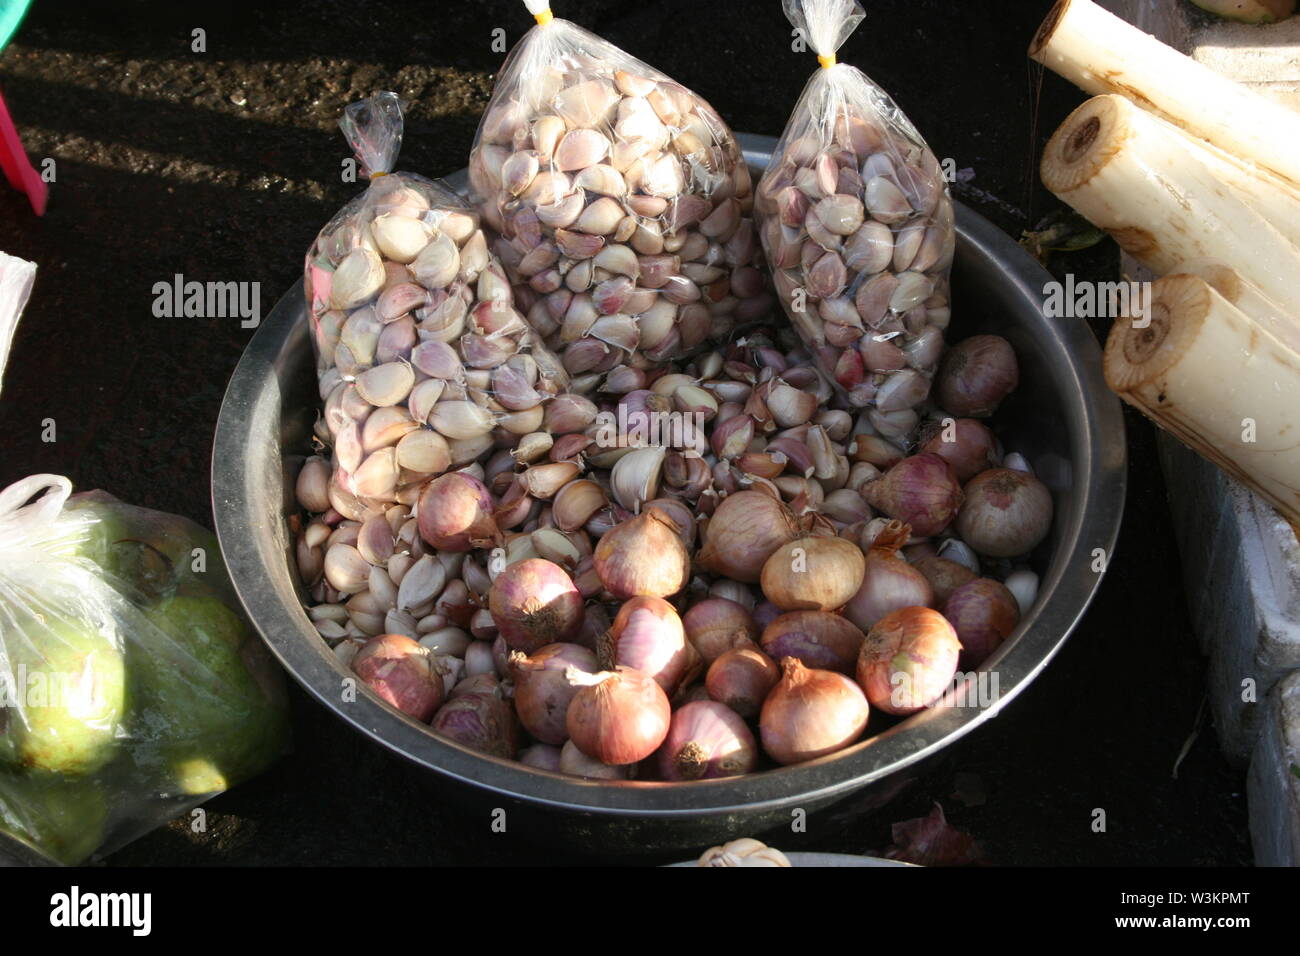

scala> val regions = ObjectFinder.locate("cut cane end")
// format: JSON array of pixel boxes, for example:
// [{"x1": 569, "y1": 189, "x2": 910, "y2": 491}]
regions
[
  {"x1": 1104, "y1": 274, "x2": 1211, "y2": 396},
  {"x1": 1041, "y1": 95, "x2": 1133, "y2": 194},
  {"x1": 1030, "y1": 0, "x2": 1071, "y2": 59}
]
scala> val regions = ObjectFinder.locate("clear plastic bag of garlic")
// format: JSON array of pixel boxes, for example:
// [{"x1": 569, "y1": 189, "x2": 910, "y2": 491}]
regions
[
  {"x1": 467, "y1": 0, "x2": 773, "y2": 384},
  {"x1": 305, "y1": 93, "x2": 570, "y2": 517},
  {"x1": 755, "y1": 0, "x2": 954, "y2": 439}
]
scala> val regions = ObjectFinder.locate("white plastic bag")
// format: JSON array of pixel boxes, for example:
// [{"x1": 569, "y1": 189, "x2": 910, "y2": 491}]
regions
[
  {"x1": 756, "y1": 0, "x2": 954, "y2": 441},
  {"x1": 468, "y1": 1, "x2": 772, "y2": 383},
  {"x1": 306, "y1": 93, "x2": 569, "y2": 517}
]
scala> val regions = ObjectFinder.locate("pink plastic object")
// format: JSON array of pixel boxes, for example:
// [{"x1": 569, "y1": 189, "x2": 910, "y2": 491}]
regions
[{"x1": 0, "y1": 88, "x2": 46, "y2": 215}]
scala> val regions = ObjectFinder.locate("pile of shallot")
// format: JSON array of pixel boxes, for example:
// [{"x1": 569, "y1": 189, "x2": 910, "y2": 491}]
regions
[{"x1": 293, "y1": 319, "x2": 1051, "y2": 780}]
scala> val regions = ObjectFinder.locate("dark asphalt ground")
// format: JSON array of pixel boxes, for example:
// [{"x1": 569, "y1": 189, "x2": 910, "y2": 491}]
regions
[{"x1": 0, "y1": 0, "x2": 1250, "y2": 865}]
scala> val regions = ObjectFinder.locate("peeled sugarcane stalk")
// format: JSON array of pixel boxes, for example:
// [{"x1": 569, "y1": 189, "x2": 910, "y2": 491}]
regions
[
  {"x1": 1041, "y1": 94, "x2": 1300, "y2": 320},
  {"x1": 1030, "y1": 0, "x2": 1300, "y2": 189},
  {"x1": 1105, "y1": 274, "x2": 1300, "y2": 525},
  {"x1": 1169, "y1": 258, "x2": 1300, "y2": 351}
]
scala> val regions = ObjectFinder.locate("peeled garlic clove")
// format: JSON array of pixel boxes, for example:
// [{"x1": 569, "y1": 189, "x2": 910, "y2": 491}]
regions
[
  {"x1": 575, "y1": 197, "x2": 625, "y2": 236},
  {"x1": 890, "y1": 271, "x2": 934, "y2": 312},
  {"x1": 614, "y1": 69, "x2": 657, "y2": 97},
  {"x1": 574, "y1": 164, "x2": 626, "y2": 197},
  {"x1": 554, "y1": 78, "x2": 619, "y2": 128},
  {"x1": 700, "y1": 199, "x2": 740, "y2": 239},
  {"x1": 767, "y1": 379, "x2": 818, "y2": 428},
  {"x1": 498, "y1": 404, "x2": 546, "y2": 435},
  {"x1": 535, "y1": 190, "x2": 587, "y2": 229},
  {"x1": 815, "y1": 194, "x2": 866, "y2": 236},
  {"x1": 611, "y1": 445, "x2": 666, "y2": 511},
  {"x1": 531, "y1": 528, "x2": 582, "y2": 568},
  {"x1": 324, "y1": 543, "x2": 370, "y2": 594},
  {"x1": 592, "y1": 244, "x2": 639, "y2": 278},
  {"x1": 396, "y1": 428, "x2": 452, "y2": 475},
  {"x1": 408, "y1": 340, "x2": 461, "y2": 381},
  {"x1": 361, "y1": 405, "x2": 418, "y2": 452},
  {"x1": 376, "y1": 282, "x2": 429, "y2": 323},
  {"x1": 512, "y1": 431, "x2": 554, "y2": 464},
  {"x1": 407, "y1": 378, "x2": 446, "y2": 425},
  {"x1": 397, "y1": 554, "x2": 447, "y2": 612},
  {"x1": 844, "y1": 220, "x2": 894, "y2": 274},
  {"x1": 353, "y1": 447, "x2": 400, "y2": 499},
  {"x1": 330, "y1": 248, "x2": 386, "y2": 310},
  {"x1": 642, "y1": 153, "x2": 685, "y2": 199},
  {"x1": 376, "y1": 317, "x2": 416, "y2": 364},
  {"x1": 874, "y1": 368, "x2": 930, "y2": 412},
  {"x1": 552, "y1": 478, "x2": 609, "y2": 532},
  {"x1": 502, "y1": 150, "x2": 541, "y2": 196},
  {"x1": 296, "y1": 456, "x2": 331, "y2": 512},
  {"x1": 371, "y1": 214, "x2": 432, "y2": 264},
  {"x1": 355, "y1": 362, "x2": 415, "y2": 407},
  {"x1": 855, "y1": 272, "x2": 900, "y2": 327},
  {"x1": 410, "y1": 233, "x2": 460, "y2": 289},
  {"x1": 522, "y1": 461, "x2": 582, "y2": 499},
  {"x1": 555, "y1": 129, "x2": 611, "y2": 172},
  {"x1": 807, "y1": 252, "x2": 848, "y2": 300},
  {"x1": 523, "y1": 170, "x2": 572, "y2": 206},
  {"x1": 358, "y1": 514, "x2": 396, "y2": 566},
  {"x1": 555, "y1": 228, "x2": 605, "y2": 260},
  {"x1": 865, "y1": 176, "x2": 912, "y2": 225},
  {"x1": 458, "y1": 230, "x2": 490, "y2": 282},
  {"x1": 429, "y1": 400, "x2": 496, "y2": 440}
]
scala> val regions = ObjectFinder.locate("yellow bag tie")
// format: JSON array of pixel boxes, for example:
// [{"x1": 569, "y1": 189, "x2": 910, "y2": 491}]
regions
[
  {"x1": 817, "y1": 53, "x2": 836, "y2": 69},
  {"x1": 534, "y1": 8, "x2": 554, "y2": 25},
  {"x1": 369, "y1": 171, "x2": 388, "y2": 180}
]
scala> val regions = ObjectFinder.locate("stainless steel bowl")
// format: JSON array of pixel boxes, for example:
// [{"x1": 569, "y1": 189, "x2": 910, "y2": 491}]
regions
[{"x1": 212, "y1": 134, "x2": 1126, "y2": 853}]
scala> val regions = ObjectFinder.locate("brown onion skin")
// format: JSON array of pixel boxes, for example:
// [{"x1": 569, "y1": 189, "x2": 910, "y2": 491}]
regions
[
  {"x1": 431, "y1": 688, "x2": 519, "y2": 759},
  {"x1": 760, "y1": 658, "x2": 870, "y2": 766},
  {"x1": 919, "y1": 418, "x2": 1001, "y2": 483},
  {"x1": 655, "y1": 701, "x2": 759, "y2": 781},
  {"x1": 601, "y1": 596, "x2": 695, "y2": 695},
  {"x1": 706, "y1": 647, "x2": 780, "y2": 719},
  {"x1": 761, "y1": 534, "x2": 866, "y2": 612},
  {"x1": 908, "y1": 554, "x2": 977, "y2": 604},
  {"x1": 682, "y1": 597, "x2": 759, "y2": 664},
  {"x1": 593, "y1": 507, "x2": 690, "y2": 599},
  {"x1": 942, "y1": 578, "x2": 1020, "y2": 669},
  {"x1": 862, "y1": 454, "x2": 963, "y2": 538},
  {"x1": 352, "y1": 634, "x2": 444, "y2": 722},
  {"x1": 566, "y1": 667, "x2": 672, "y2": 766},
  {"x1": 417, "y1": 472, "x2": 499, "y2": 552},
  {"x1": 760, "y1": 610, "x2": 865, "y2": 675},
  {"x1": 489, "y1": 558, "x2": 584, "y2": 653},
  {"x1": 511, "y1": 643, "x2": 599, "y2": 745},
  {"x1": 936, "y1": 335, "x2": 1019, "y2": 418},
  {"x1": 696, "y1": 490, "x2": 800, "y2": 583},
  {"x1": 955, "y1": 468, "x2": 1053, "y2": 558},
  {"x1": 857, "y1": 607, "x2": 961, "y2": 715}
]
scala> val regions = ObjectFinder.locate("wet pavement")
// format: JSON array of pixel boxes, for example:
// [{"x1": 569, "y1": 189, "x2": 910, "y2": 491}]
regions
[{"x1": 0, "y1": 0, "x2": 1249, "y2": 865}]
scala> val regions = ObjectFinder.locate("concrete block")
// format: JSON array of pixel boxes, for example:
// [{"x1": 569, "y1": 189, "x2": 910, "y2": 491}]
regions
[
  {"x1": 1102, "y1": 0, "x2": 1300, "y2": 110},
  {"x1": 1248, "y1": 670, "x2": 1300, "y2": 866},
  {"x1": 1159, "y1": 436, "x2": 1300, "y2": 766}
]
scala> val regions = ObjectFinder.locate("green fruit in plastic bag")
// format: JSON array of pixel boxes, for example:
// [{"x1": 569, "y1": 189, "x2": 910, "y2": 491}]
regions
[
  {"x1": 0, "y1": 614, "x2": 127, "y2": 776},
  {"x1": 61, "y1": 494, "x2": 217, "y2": 604},
  {"x1": 0, "y1": 772, "x2": 110, "y2": 865},
  {"x1": 131, "y1": 595, "x2": 286, "y2": 795}
]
